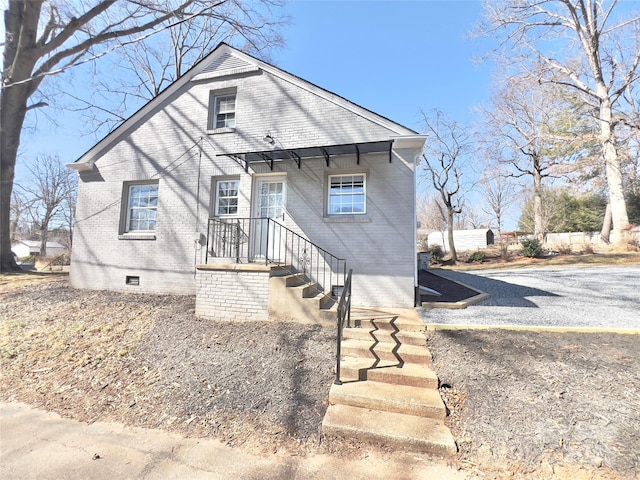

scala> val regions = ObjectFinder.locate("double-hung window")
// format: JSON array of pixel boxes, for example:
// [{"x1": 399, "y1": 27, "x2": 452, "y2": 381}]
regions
[
  {"x1": 328, "y1": 174, "x2": 366, "y2": 215},
  {"x1": 215, "y1": 179, "x2": 239, "y2": 216},
  {"x1": 125, "y1": 182, "x2": 159, "y2": 232},
  {"x1": 208, "y1": 91, "x2": 236, "y2": 130}
]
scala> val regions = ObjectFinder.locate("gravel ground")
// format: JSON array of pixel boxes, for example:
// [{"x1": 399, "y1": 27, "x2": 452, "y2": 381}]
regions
[{"x1": 422, "y1": 266, "x2": 640, "y2": 329}]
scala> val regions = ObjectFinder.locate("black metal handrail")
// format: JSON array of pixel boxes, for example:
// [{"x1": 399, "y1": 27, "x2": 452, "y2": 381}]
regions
[
  {"x1": 206, "y1": 217, "x2": 346, "y2": 296},
  {"x1": 334, "y1": 268, "x2": 353, "y2": 385}
]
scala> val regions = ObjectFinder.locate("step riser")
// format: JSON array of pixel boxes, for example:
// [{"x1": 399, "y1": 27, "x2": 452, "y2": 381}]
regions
[
  {"x1": 322, "y1": 404, "x2": 457, "y2": 456},
  {"x1": 338, "y1": 366, "x2": 437, "y2": 388},
  {"x1": 341, "y1": 345, "x2": 432, "y2": 366},
  {"x1": 366, "y1": 369, "x2": 438, "y2": 388},
  {"x1": 323, "y1": 423, "x2": 456, "y2": 457},
  {"x1": 343, "y1": 328, "x2": 426, "y2": 347},
  {"x1": 329, "y1": 392, "x2": 445, "y2": 420}
]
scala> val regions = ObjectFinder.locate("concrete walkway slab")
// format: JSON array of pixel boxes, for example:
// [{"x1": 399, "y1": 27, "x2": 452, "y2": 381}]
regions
[{"x1": 0, "y1": 402, "x2": 464, "y2": 480}]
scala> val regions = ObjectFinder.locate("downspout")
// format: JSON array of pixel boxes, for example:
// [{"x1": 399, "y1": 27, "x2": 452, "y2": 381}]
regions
[
  {"x1": 391, "y1": 134, "x2": 428, "y2": 308},
  {"x1": 414, "y1": 163, "x2": 420, "y2": 306},
  {"x1": 194, "y1": 137, "x2": 204, "y2": 278}
]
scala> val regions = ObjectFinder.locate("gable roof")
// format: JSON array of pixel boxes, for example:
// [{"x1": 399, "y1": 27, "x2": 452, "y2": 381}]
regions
[{"x1": 70, "y1": 43, "x2": 418, "y2": 170}]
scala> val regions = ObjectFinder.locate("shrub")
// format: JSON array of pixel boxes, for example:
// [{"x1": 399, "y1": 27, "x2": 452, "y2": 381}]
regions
[
  {"x1": 521, "y1": 238, "x2": 544, "y2": 258},
  {"x1": 470, "y1": 251, "x2": 486, "y2": 263},
  {"x1": 583, "y1": 243, "x2": 595, "y2": 255},
  {"x1": 557, "y1": 243, "x2": 572, "y2": 255},
  {"x1": 428, "y1": 245, "x2": 445, "y2": 264}
]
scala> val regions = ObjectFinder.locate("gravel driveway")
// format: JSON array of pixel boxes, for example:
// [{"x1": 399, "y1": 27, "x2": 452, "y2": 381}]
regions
[{"x1": 422, "y1": 266, "x2": 640, "y2": 329}]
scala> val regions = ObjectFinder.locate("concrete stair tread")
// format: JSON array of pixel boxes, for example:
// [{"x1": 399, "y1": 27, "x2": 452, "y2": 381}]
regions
[
  {"x1": 329, "y1": 380, "x2": 445, "y2": 419},
  {"x1": 341, "y1": 338, "x2": 433, "y2": 365},
  {"x1": 350, "y1": 316, "x2": 425, "y2": 333},
  {"x1": 282, "y1": 273, "x2": 307, "y2": 286},
  {"x1": 343, "y1": 327, "x2": 427, "y2": 346},
  {"x1": 339, "y1": 357, "x2": 439, "y2": 387},
  {"x1": 322, "y1": 404, "x2": 456, "y2": 456}
]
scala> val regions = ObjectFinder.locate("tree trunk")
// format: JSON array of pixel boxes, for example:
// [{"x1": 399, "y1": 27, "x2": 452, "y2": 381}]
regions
[
  {"x1": 0, "y1": 97, "x2": 27, "y2": 271},
  {"x1": 447, "y1": 208, "x2": 457, "y2": 263},
  {"x1": 1, "y1": 88, "x2": 29, "y2": 271},
  {"x1": 1, "y1": 1, "x2": 42, "y2": 272},
  {"x1": 39, "y1": 232, "x2": 48, "y2": 257},
  {"x1": 533, "y1": 167, "x2": 544, "y2": 242},
  {"x1": 600, "y1": 201, "x2": 612, "y2": 244},
  {"x1": 599, "y1": 97, "x2": 630, "y2": 243}
]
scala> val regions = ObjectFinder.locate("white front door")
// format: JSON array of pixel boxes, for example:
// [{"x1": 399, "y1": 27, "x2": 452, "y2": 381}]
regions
[{"x1": 253, "y1": 176, "x2": 286, "y2": 261}]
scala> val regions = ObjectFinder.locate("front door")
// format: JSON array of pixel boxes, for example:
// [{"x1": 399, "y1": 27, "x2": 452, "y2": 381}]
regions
[{"x1": 253, "y1": 176, "x2": 286, "y2": 261}]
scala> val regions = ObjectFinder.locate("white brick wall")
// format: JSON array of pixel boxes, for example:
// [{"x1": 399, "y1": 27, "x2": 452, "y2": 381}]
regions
[
  {"x1": 71, "y1": 56, "x2": 419, "y2": 308},
  {"x1": 195, "y1": 267, "x2": 270, "y2": 321}
]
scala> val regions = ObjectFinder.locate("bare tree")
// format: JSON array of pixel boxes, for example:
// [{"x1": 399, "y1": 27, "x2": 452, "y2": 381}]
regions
[
  {"x1": 16, "y1": 155, "x2": 76, "y2": 256},
  {"x1": 479, "y1": 74, "x2": 589, "y2": 241},
  {"x1": 9, "y1": 190, "x2": 29, "y2": 243},
  {"x1": 479, "y1": 167, "x2": 518, "y2": 256},
  {"x1": 417, "y1": 193, "x2": 447, "y2": 234},
  {"x1": 70, "y1": 5, "x2": 286, "y2": 132},
  {"x1": 480, "y1": 0, "x2": 640, "y2": 243},
  {"x1": 480, "y1": 167, "x2": 518, "y2": 236},
  {"x1": 456, "y1": 204, "x2": 486, "y2": 230},
  {"x1": 1, "y1": 0, "x2": 286, "y2": 271},
  {"x1": 519, "y1": 186, "x2": 557, "y2": 235},
  {"x1": 420, "y1": 110, "x2": 472, "y2": 263}
]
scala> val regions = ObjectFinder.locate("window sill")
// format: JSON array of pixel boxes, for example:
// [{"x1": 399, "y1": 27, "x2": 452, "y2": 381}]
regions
[
  {"x1": 119, "y1": 233, "x2": 157, "y2": 240},
  {"x1": 206, "y1": 127, "x2": 235, "y2": 135},
  {"x1": 323, "y1": 216, "x2": 371, "y2": 224}
]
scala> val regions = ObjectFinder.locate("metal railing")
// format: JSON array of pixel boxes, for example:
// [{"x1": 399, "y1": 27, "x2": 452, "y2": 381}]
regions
[
  {"x1": 206, "y1": 217, "x2": 346, "y2": 296},
  {"x1": 333, "y1": 268, "x2": 353, "y2": 385}
]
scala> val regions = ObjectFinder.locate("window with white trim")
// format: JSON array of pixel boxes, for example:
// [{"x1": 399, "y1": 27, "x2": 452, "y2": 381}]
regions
[
  {"x1": 328, "y1": 174, "x2": 366, "y2": 215},
  {"x1": 124, "y1": 182, "x2": 159, "y2": 232},
  {"x1": 208, "y1": 91, "x2": 236, "y2": 130},
  {"x1": 215, "y1": 179, "x2": 239, "y2": 216}
]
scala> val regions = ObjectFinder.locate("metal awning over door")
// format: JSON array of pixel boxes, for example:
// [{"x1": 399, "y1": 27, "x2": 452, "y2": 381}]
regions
[{"x1": 216, "y1": 140, "x2": 394, "y2": 172}]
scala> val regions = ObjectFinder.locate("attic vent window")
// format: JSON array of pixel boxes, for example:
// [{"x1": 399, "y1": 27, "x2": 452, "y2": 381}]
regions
[
  {"x1": 208, "y1": 89, "x2": 237, "y2": 131},
  {"x1": 126, "y1": 276, "x2": 140, "y2": 286}
]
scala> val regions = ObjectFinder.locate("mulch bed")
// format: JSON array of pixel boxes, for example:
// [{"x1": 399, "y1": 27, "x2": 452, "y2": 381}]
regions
[
  {"x1": 2, "y1": 274, "x2": 639, "y2": 478},
  {"x1": 0, "y1": 275, "x2": 337, "y2": 456},
  {"x1": 428, "y1": 328, "x2": 640, "y2": 479},
  {"x1": 419, "y1": 269, "x2": 480, "y2": 303}
]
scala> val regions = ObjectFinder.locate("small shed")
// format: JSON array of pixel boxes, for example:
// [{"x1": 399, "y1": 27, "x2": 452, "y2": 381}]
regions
[
  {"x1": 11, "y1": 240, "x2": 67, "y2": 258},
  {"x1": 427, "y1": 229, "x2": 494, "y2": 252}
]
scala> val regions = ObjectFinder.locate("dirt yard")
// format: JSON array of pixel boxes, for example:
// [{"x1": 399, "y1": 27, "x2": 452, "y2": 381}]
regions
[{"x1": 1, "y1": 273, "x2": 639, "y2": 479}]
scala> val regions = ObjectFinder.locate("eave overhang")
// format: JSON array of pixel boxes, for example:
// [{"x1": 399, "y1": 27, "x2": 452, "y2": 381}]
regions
[{"x1": 66, "y1": 161, "x2": 95, "y2": 172}]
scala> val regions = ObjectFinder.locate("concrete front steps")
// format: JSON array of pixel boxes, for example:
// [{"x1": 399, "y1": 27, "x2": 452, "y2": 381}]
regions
[
  {"x1": 322, "y1": 308, "x2": 456, "y2": 456},
  {"x1": 269, "y1": 271, "x2": 336, "y2": 324}
]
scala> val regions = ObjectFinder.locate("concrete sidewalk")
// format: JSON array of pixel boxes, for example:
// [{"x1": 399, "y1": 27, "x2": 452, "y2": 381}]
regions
[{"x1": 0, "y1": 402, "x2": 464, "y2": 480}]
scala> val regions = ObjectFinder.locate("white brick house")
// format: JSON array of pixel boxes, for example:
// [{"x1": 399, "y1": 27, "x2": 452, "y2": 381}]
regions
[{"x1": 68, "y1": 43, "x2": 425, "y2": 319}]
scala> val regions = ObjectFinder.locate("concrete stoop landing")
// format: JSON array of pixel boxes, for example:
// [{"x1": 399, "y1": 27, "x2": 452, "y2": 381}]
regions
[{"x1": 322, "y1": 308, "x2": 457, "y2": 456}]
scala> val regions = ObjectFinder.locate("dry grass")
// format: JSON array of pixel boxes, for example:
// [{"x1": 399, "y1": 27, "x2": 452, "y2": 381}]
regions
[
  {"x1": 446, "y1": 251, "x2": 640, "y2": 271},
  {"x1": 0, "y1": 271, "x2": 68, "y2": 292}
]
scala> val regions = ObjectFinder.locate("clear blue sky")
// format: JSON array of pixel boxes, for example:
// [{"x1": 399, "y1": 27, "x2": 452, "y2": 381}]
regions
[
  {"x1": 24, "y1": 0, "x2": 492, "y2": 166},
  {"x1": 274, "y1": 0, "x2": 492, "y2": 133}
]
